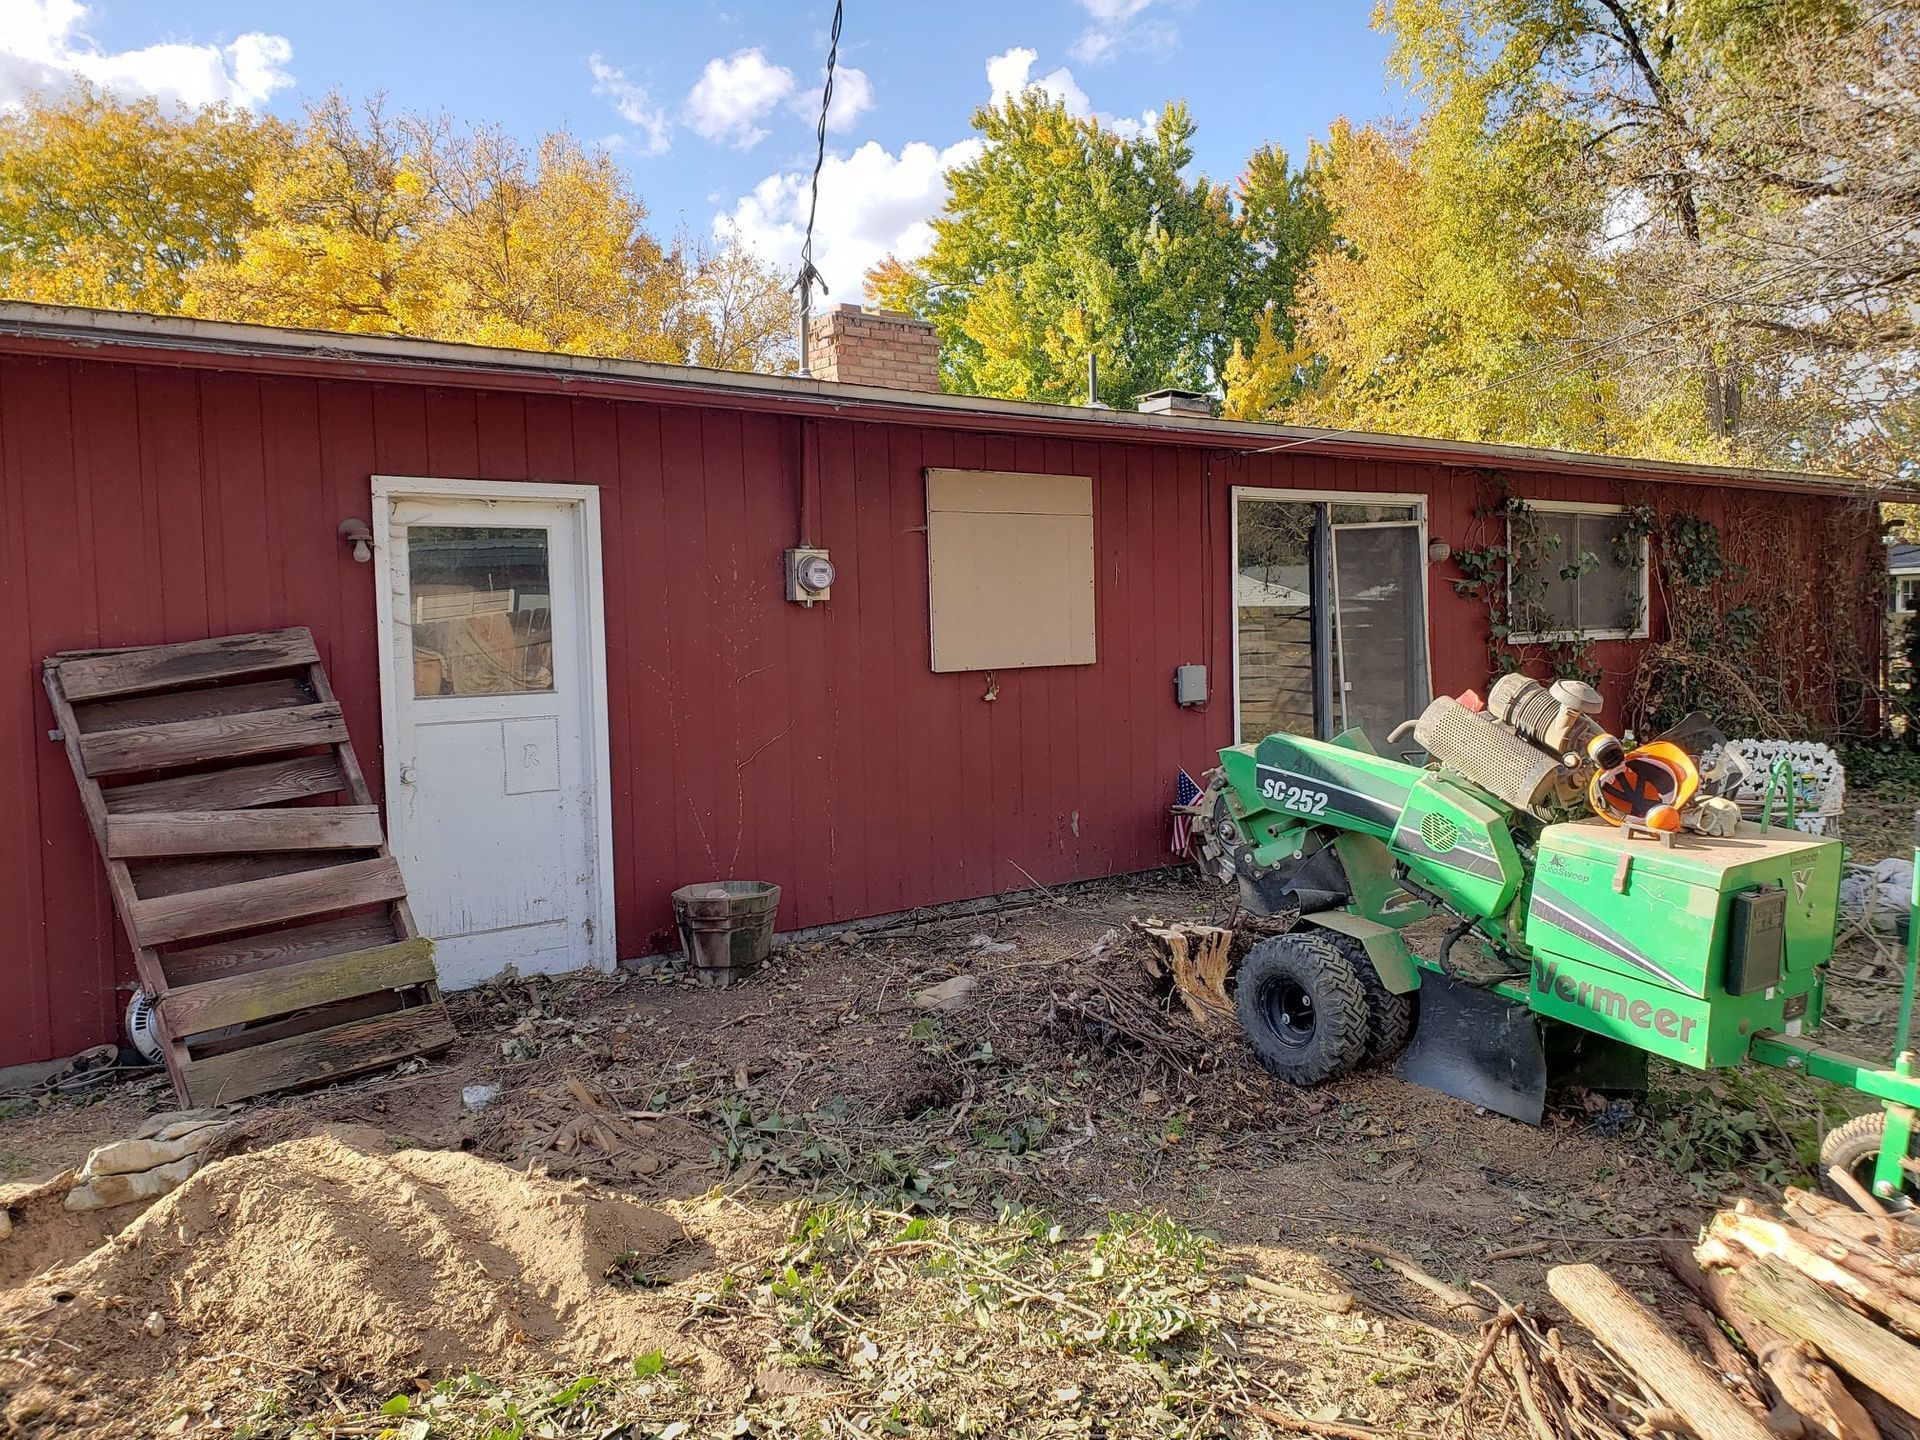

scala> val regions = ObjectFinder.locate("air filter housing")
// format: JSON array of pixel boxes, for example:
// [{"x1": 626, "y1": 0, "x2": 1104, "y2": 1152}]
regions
[{"x1": 1414, "y1": 696, "x2": 1565, "y2": 810}]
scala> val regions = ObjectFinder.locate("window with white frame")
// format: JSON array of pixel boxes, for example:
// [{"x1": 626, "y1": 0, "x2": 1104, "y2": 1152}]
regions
[{"x1": 1508, "y1": 502, "x2": 1647, "y2": 642}]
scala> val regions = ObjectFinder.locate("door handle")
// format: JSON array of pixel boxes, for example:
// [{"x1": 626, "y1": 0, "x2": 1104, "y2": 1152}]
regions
[{"x1": 399, "y1": 765, "x2": 418, "y2": 785}]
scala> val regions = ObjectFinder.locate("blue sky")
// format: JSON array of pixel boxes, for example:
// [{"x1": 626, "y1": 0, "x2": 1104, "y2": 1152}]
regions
[{"x1": 3, "y1": 0, "x2": 1410, "y2": 299}]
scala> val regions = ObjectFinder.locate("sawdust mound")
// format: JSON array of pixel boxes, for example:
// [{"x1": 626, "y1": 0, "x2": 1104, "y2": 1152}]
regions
[{"x1": 2, "y1": 1128, "x2": 711, "y2": 1434}]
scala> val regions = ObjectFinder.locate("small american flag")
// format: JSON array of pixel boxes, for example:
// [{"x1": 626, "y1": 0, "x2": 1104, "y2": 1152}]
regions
[{"x1": 1170, "y1": 768, "x2": 1204, "y2": 855}]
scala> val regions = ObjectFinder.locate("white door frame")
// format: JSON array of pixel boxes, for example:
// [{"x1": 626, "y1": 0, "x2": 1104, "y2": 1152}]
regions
[
  {"x1": 370, "y1": 474, "x2": 616, "y2": 973},
  {"x1": 1229, "y1": 486, "x2": 1433, "y2": 745}
]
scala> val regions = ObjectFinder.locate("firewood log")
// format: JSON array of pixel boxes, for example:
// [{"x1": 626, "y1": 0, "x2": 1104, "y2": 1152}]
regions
[
  {"x1": 1547, "y1": 1263, "x2": 1777, "y2": 1440},
  {"x1": 1724, "y1": 1257, "x2": 1920, "y2": 1418},
  {"x1": 1712, "y1": 1209, "x2": 1920, "y2": 1339},
  {"x1": 1853, "y1": 1389, "x2": 1920, "y2": 1440},
  {"x1": 1661, "y1": 1240, "x2": 1875, "y2": 1440}
]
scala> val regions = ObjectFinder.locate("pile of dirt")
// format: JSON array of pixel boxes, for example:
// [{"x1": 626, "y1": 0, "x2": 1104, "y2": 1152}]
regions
[{"x1": 1, "y1": 1127, "x2": 736, "y2": 1436}]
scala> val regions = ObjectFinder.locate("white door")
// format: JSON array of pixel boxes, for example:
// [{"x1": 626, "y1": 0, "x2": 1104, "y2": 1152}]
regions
[{"x1": 375, "y1": 480, "x2": 612, "y2": 989}]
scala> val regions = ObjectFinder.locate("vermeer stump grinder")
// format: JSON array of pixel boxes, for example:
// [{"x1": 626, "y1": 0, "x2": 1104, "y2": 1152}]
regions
[{"x1": 1192, "y1": 674, "x2": 1920, "y2": 1209}]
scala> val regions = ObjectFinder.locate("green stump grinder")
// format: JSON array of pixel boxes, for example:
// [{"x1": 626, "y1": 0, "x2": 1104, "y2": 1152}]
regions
[{"x1": 1192, "y1": 674, "x2": 1920, "y2": 1211}]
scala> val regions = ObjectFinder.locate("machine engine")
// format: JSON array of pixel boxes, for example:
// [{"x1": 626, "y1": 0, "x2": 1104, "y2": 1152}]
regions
[{"x1": 1409, "y1": 676, "x2": 1623, "y2": 815}]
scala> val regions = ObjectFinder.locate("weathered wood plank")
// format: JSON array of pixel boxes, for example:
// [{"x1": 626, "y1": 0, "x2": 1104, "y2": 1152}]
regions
[
  {"x1": 129, "y1": 856, "x2": 406, "y2": 947},
  {"x1": 103, "y1": 753, "x2": 348, "y2": 814},
  {"x1": 161, "y1": 937, "x2": 435, "y2": 1035},
  {"x1": 74, "y1": 677, "x2": 315, "y2": 735},
  {"x1": 179, "y1": 1004, "x2": 457, "y2": 1106},
  {"x1": 79, "y1": 702, "x2": 345, "y2": 776},
  {"x1": 161, "y1": 911, "x2": 400, "y2": 987},
  {"x1": 130, "y1": 849, "x2": 361, "y2": 899},
  {"x1": 109, "y1": 806, "x2": 383, "y2": 858},
  {"x1": 54, "y1": 628, "x2": 320, "y2": 702}
]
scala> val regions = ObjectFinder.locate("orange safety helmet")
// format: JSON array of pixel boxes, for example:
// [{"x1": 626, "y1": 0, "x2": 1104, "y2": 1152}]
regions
[{"x1": 1589, "y1": 740, "x2": 1701, "y2": 827}]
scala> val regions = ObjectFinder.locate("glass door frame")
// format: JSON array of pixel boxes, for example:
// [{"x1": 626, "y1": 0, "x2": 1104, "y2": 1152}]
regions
[{"x1": 1230, "y1": 485, "x2": 1434, "y2": 746}]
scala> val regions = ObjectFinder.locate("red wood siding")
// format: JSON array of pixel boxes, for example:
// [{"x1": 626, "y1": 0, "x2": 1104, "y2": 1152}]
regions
[{"x1": 0, "y1": 351, "x2": 1878, "y2": 1066}]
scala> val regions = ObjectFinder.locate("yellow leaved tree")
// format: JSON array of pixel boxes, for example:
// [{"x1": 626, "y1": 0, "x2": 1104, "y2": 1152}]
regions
[
  {"x1": 0, "y1": 84, "x2": 284, "y2": 314},
  {"x1": 0, "y1": 87, "x2": 794, "y2": 372}
]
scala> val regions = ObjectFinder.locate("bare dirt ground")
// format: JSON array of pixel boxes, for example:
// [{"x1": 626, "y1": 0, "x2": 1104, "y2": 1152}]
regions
[{"x1": 0, "y1": 808, "x2": 1912, "y2": 1439}]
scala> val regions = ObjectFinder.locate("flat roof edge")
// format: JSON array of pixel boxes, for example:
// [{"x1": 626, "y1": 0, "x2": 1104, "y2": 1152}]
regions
[{"x1": 0, "y1": 301, "x2": 1891, "y2": 499}]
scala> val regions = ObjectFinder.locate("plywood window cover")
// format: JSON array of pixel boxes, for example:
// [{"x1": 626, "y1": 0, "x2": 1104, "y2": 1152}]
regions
[{"x1": 925, "y1": 468, "x2": 1096, "y2": 673}]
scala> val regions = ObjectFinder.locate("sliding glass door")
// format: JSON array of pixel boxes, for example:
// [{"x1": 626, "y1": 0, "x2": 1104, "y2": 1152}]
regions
[{"x1": 1235, "y1": 493, "x2": 1431, "y2": 751}]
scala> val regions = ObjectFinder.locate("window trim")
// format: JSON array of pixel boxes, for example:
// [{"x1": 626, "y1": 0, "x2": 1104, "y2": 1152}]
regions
[{"x1": 1505, "y1": 499, "x2": 1651, "y2": 645}]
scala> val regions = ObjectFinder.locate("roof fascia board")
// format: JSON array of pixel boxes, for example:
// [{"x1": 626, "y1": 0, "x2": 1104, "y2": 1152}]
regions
[{"x1": 0, "y1": 302, "x2": 1894, "y2": 500}]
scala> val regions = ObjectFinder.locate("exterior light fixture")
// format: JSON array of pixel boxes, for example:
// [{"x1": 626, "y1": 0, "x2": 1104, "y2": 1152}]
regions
[
  {"x1": 338, "y1": 518, "x2": 374, "y2": 563},
  {"x1": 1427, "y1": 538, "x2": 1452, "y2": 564}
]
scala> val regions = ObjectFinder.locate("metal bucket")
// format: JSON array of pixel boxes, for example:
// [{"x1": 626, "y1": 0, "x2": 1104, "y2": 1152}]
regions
[{"x1": 671, "y1": 880, "x2": 781, "y2": 985}]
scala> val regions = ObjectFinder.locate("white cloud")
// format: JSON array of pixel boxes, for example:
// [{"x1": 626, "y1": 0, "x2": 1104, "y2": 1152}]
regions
[
  {"x1": 787, "y1": 61, "x2": 873, "y2": 134},
  {"x1": 984, "y1": 46, "x2": 1155, "y2": 138},
  {"x1": 0, "y1": 0, "x2": 292, "y2": 109},
  {"x1": 587, "y1": 54, "x2": 671, "y2": 156},
  {"x1": 720, "y1": 44, "x2": 1160, "y2": 304},
  {"x1": 821, "y1": 62, "x2": 873, "y2": 133},
  {"x1": 685, "y1": 47, "x2": 795, "y2": 150},
  {"x1": 1068, "y1": 0, "x2": 1179, "y2": 65},
  {"x1": 721, "y1": 136, "x2": 983, "y2": 300}
]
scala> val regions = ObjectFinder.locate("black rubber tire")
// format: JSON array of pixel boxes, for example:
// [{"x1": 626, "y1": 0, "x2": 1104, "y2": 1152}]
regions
[
  {"x1": 1819, "y1": 1111, "x2": 1917, "y2": 1212},
  {"x1": 1316, "y1": 929, "x2": 1416, "y2": 1069},
  {"x1": 1235, "y1": 932, "x2": 1371, "y2": 1087}
]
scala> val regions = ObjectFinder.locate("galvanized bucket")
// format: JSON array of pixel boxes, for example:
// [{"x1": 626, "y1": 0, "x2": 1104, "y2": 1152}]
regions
[{"x1": 670, "y1": 880, "x2": 781, "y2": 985}]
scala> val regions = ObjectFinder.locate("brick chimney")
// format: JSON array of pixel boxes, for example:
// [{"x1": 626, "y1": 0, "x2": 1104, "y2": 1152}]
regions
[{"x1": 807, "y1": 304, "x2": 941, "y2": 391}]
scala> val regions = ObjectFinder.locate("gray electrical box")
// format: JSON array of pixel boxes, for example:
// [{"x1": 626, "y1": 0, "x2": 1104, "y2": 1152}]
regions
[{"x1": 1175, "y1": 665, "x2": 1207, "y2": 706}]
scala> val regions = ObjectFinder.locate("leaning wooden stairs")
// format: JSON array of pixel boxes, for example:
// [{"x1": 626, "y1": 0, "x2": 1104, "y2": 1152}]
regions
[{"x1": 43, "y1": 627, "x2": 454, "y2": 1105}]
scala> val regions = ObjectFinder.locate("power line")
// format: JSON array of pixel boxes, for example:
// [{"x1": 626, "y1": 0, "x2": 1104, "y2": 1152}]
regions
[{"x1": 795, "y1": 0, "x2": 842, "y2": 375}]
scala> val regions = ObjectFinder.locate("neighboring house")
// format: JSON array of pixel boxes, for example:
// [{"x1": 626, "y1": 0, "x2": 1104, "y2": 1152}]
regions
[
  {"x1": 1888, "y1": 541, "x2": 1920, "y2": 688},
  {"x1": 0, "y1": 301, "x2": 1884, "y2": 1067},
  {"x1": 1890, "y1": 542, "x2": 1920, "y2": 620}
]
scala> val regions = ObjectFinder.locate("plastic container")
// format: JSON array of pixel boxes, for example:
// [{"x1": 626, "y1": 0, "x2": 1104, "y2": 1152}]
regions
[{"x1": 670, "y1": 880, "x2": 782, "y2": 985}]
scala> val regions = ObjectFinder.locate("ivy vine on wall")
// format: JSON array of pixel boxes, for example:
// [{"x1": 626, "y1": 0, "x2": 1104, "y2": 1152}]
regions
[{"x1": 1449, "y1": 477, "x2": 1842, "y2": 739}]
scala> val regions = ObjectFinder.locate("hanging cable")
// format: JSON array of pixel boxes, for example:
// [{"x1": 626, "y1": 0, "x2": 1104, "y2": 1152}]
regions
[{"x1": 794, "y1": 0, "x2": 842, "y2": 375}]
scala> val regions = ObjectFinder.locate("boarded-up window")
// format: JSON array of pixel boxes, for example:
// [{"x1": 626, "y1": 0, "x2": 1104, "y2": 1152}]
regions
[{"x1": 926, "y1": 469, "x2": 1096, "y2": 672}]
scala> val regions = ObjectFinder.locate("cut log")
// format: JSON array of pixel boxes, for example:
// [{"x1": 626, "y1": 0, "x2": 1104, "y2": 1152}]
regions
[
  {"x1": 1666, "y1": 1239, "x2": 1883, "y2": 1440},
  {"x1": 1546, "y1": 1263, "x2": 1777, "y2": 1440},
  {"x1": 1711, "y1": 1208, "x2": 1920, "y2": 1338},
  {"x1": 1853, "y1": 1389, "x2": 1919, "y2": 1440},
  {"x1": 1724, "y1": 1257, "x2": 1920, "y2": 1418},
  {"x1": 1785, "y1": 1189, "x2": 1915, "y2": 1269}
]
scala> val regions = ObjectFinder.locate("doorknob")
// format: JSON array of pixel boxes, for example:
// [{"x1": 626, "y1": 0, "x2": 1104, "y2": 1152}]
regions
[{"x1": 399, "y1": 765, "x2": 418, "y2": 785}]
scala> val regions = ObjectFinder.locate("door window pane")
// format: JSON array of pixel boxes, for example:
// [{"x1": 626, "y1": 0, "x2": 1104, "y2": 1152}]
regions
[
  {"x1": 408, "y1": 526, "x2": 554, "y2": 696},
  {"x1": 1237, "y1": 499, "x2": 1317, "y2": 741},
  {"x1": 1332, "y1": 524, "x2": 1429, "y2": 747}
]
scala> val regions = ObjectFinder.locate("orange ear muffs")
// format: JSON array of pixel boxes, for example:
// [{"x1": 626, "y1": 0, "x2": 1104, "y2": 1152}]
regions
[{"x1": 1589, "y1": 741, "x2": 1702, "y2": 826}]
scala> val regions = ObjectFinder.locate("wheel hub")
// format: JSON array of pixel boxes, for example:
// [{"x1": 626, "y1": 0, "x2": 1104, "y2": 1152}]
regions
[{"x1": 1264, "y1": 978, "x2": 1316, "y2": 1047}]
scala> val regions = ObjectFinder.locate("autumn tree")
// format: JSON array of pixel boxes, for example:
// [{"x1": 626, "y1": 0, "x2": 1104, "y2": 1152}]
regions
[
  {"x1": 869, "y1": 93, "x2": 1324, "y2": 407},
  {"x1": 0, "y1": 83, "x2": 283, "y2": 313},
  {"x1": 1334, "y1": 0, "x2": 1915, "y2": 475},
  {"x1": 0, "y1": 87, "x2": 794, "y2": 372}
]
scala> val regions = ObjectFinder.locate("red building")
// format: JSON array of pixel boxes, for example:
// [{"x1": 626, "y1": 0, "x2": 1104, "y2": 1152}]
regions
[{"x1": 0, "y1": 301, "x2": 1880, "y2": 1067}]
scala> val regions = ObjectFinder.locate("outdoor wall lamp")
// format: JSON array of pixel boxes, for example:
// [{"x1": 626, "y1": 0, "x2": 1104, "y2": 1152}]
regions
[
  {"x1": 338, "y1": 518, "x2": 374, "y2": 563},
  {"x1": 1428, "y1": 538, "x2": 1452, "y2": 564}
]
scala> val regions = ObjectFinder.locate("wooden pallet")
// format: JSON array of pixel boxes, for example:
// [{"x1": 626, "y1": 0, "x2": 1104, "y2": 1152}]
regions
[{"x1": 43, "y1": 628, "x2": 455, "y2": 1105}]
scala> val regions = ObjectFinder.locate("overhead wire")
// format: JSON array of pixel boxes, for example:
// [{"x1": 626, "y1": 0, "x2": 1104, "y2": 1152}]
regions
[{"x1": 794, "y1": 0, "x2": 843, "y2": 321}]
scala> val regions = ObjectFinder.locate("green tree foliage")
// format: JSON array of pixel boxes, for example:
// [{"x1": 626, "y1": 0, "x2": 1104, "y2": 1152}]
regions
[{"x1": 868, "y1": 94, "x2": 1327, "y2": 407}]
